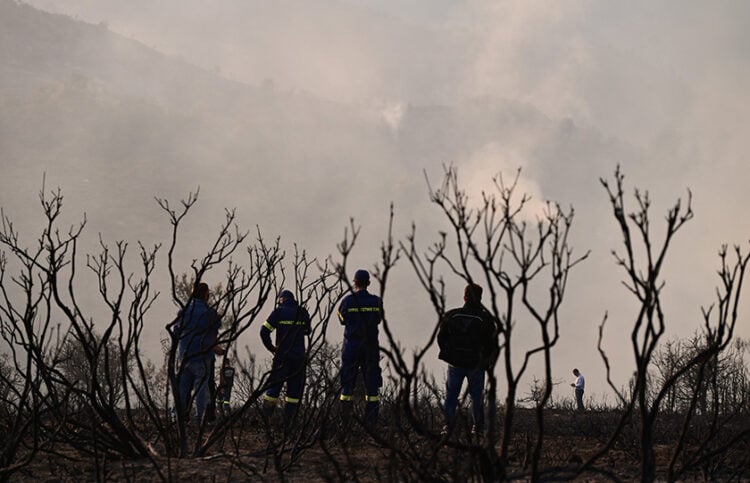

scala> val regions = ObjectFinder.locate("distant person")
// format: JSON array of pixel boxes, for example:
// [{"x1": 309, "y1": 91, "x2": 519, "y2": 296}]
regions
[
  {"x1": 437, "y1": 283, "x2": 499, "y2": 436},
  {"x1": 260, "y1": 290, "x2": 311, "y2": 427},
  {"x1": 571, "y1": 368, "x2": 585, "y2": 411},
  {"x1": 217, "y1": 356, "x2": 235, "y2": 417},
  {"x1": 172, "y1": 282, "x2": 223, "y2": 424},
  {"x1": 338, "y1": 269, "x2": 383, "y2": 427}
]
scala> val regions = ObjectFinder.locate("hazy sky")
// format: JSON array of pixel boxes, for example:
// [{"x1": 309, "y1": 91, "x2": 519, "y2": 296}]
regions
[{"x1": 5, "y1": 0, "x2": 750, "y2": 404}]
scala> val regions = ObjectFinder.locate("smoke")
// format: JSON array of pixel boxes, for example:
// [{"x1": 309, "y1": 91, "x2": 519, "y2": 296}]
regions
[
  {"x1": 7, "y1": 0, "x2": 750, "y2": 401},
  {"x1": 380, "y1": 101, "x2": 405, "y2": 134}
]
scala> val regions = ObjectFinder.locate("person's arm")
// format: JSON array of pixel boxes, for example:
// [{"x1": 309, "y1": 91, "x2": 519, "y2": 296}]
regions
[
  {"x1": 337, "y1": 298, "x2": 348, "y2": 326},
  {"x1": 437, "y1": 313, "x2": 449, "y2": 352},
  {"x1": 303, "y1": 308, "x2": 312, "y2": 336},
  {"x1": 484, "y1": 315, "x2": 500, "y2": 368},
  {"x1": 169, "y1": 309, "x2": 184, "y2": 338},
  {"x1": 260, "y1": 311, "x2": 277, "y2": 353}
]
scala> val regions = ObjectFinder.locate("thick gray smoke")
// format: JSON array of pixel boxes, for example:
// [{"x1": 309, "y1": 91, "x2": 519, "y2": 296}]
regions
[{"x1": 3, "y1": 0, "x2": 749, "y2": 403}]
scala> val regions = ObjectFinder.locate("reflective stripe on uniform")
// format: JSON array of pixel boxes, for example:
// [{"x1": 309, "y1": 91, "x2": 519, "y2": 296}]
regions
[
  {"x1": 346, "y1": 307, "x2": 381, "y2": 313},
  {"x1": 263, "y1": 321, "x2": 275, "y2": 331},
  {"x1": 338, "y1": 311, "x2": 345, "y2": 322},
  {"x1": 264, "y1": 394, "x2": 279, "y2": 403},
  {"x1": 285, "y1": 396, "x2": 300, "y2": 404},
  {"x1": 279, "y1": 320, "x2": 307, "y2": 326},
  {"x1": 365, "y1": 395, "x2": 380, "y2": 402},
  {"x1": 340, "y1": 394, "x2": 353, "y2": 401}
]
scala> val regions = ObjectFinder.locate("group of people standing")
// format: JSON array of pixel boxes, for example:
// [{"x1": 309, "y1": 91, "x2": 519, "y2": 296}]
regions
[
  {"x1": 256, "y1": 268, "x2": 385, "y2": 430},
  {"x1": 169, "y1": 269, "x2": 385, "y2": 430},
  {"x1": 171, "y1": 270, "x2": 584, "y2": 436}
]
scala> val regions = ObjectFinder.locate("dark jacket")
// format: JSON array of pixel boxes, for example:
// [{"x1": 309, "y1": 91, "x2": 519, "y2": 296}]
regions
[
  {"x1": 173, "y1": 298, "x2": 221, "y2": 363},
  {"x1": 337, "y1": 289, "x2": 383, "y2": 360},
  {"x1": 260, "y1": 299, "x2": 311, "y2": 359},
  {"x1": 437, "y1": 302, "x2": 498, "y2": 370}
]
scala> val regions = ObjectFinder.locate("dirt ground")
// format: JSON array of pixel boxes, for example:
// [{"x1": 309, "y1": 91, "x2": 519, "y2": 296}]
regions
[{"x1": 8, "y1": 408, "x2": 749, "y2": 481}]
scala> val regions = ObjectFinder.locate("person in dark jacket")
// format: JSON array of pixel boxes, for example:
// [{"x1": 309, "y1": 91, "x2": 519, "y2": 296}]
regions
[
  {"x1": 338, "y1": 269, "x2": 383, "y2": 426},
  {"x1": 172, "y1": 282, "x2": 223, "y2": 423},
  {"x1": 260, "y1": 289, "x2": 311, "y2": 425},
  {"x1": 438, "y1": 283, "x2": 499, "y2": 436}
]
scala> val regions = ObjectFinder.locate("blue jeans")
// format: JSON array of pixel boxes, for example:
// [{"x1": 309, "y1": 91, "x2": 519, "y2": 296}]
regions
[
  {"x1": 444, "y1": 365, "x2": 485, "y2": 431},
  {"x1": 178, "y1": 358, "x2": 211, "y2": 422}
]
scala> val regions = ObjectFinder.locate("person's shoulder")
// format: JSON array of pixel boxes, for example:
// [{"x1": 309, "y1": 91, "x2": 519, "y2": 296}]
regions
[
  {"x1": 265, "y1": 306, "x2": 282, "y2": 322},
  {"x1": 443, "y1": 306, "x2": 463, "y2": 317},
  {"x1": 347, "y1": 290, "x2": 379, "y2": 304},
  {"x1": 479, "y1": 306, "x2": 495, "y2": 322},
  {"x1": 338, "y1": 295, "x2": 351, "y2": 313},
  {"x1": 440, "y1": 306, "x2": 465, "y2": 323},
  {"x1": 194, "y1": 298, "x2": 214, "y2": 313}
]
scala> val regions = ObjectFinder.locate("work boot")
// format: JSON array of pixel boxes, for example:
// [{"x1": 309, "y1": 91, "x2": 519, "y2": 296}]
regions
[
  {"x1": 283, "y1": 404, "x2": 299, "y2": 436},
  {"x1": 261, "y1": 401, "x2": 276, "y2": 433},
  {"x1": 339, "y1": 401, "x2": 353, "y2": 441}
]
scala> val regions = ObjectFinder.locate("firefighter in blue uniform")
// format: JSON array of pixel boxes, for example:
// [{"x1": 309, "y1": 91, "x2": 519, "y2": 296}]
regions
[
  {"x1": 260, "y1": 289, "x2": 311, "y2": 426},
  {"x1": 338, "y1": 269, "x2": 383, "y2": 426}
]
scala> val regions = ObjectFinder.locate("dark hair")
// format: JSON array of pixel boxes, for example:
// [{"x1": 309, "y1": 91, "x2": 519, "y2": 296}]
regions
[
  {"x1": 464, "y1": 283, "x2": 483, "y2": 303},
  {"x1": 192, "y1": 282, "x2": 209, "y2": 300}
]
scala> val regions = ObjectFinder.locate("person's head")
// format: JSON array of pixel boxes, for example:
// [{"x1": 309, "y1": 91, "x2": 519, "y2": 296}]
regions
[
  {"x1": 192, "y1": 282, "x2": 210, "y2": 302},
  {"x1": 464, "y1": 283, "x2": 483, "y2": 304},
  {"x1": 278, "y1": 289, "x2": 295, "y2": 304},
  {"x1": 353, "y1": 269, "x2": 370, "y2": 290},
  {"x1": 573, "y1": 368, "x2": 580, "y2": 376}
]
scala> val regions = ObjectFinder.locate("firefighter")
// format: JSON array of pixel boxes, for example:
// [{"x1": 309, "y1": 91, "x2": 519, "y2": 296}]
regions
[
  {"x1": 338, "y1": 269, "x2": 383, "y2": 427},
  {"x1": 217, "y1": 356, "x2": 235, "y2": 417},
  {"x1": 260, "y1": 289, "x2": 311, "y2": 427}
]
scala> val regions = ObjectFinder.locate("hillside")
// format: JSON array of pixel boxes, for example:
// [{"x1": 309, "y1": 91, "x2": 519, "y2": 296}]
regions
[
  {"x1": 0, "y1": 0, "x2": 402, "y2": 243},
  {"x1": 0, "y1": 0, "x2": 630, "y2": 241},
  {"x1": 0, "y1": 0, "x2": 641, "y2": 374}
]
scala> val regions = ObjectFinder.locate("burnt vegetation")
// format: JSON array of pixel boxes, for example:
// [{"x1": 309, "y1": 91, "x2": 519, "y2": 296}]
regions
[{"x1": 1, "y1": 166, "x2": 749, "y2": 482}]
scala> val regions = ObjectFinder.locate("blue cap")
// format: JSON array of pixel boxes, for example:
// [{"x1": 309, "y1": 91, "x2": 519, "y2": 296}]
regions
[
  {"x1": 278, "y1": 290, "x2": 295, "y2": 301},
  {"x1": 353, "y1": 269, "x2": 370, "y2": 283}
]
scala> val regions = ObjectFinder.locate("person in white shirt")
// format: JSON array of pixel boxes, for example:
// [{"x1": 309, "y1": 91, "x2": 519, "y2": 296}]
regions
[{"x1": 570, "y1": 368, "x2": 585, "y2": 411}]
